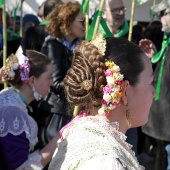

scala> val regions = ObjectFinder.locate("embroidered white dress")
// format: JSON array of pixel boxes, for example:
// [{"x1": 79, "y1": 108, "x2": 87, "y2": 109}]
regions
[
  {"x1": 49, "y1": 116, "x2": 144, "y2": 170},
  {"x1": 0, "y1": 87, "x2": 43, "y2": 169}
]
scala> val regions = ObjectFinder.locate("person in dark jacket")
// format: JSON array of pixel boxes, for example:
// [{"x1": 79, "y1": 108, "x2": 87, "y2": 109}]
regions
[
  {"x1": 140, "y1": 1, "x2": 170, "y2": 169},
  {"x1": 38, "y1": 0, "x2": 85, "y2": 151}
]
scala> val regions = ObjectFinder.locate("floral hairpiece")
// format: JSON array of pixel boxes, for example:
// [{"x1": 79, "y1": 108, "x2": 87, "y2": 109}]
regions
[
  {"x1": 98, "y1": 61, "x2": 124, "y2": 116},
  {"x1": 17, "y1": 54, "x2": 30, "y2": 82}
]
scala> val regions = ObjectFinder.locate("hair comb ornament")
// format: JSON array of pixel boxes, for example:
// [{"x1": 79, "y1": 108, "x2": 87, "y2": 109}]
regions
[
  {"x1": 90, "y1": 32, "x2": 106, "y2": 56},
  {"x1": 98, "y1": 61, "x2": 124, "y2": 117}
]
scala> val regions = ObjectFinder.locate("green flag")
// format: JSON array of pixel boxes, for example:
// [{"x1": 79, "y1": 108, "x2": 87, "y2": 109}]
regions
[
  {"x1": 137, "y1": 0, "x2": 149, "y2": 4},
  {"x1": 86, "y1": 10, "x2": 113, "y2": 41},
  {"x1": 80, "y1": 0, "x2": 89, "y2": 14},
  {"x1": 0, "y1": 0, "x2": 4, "y2": 6}
]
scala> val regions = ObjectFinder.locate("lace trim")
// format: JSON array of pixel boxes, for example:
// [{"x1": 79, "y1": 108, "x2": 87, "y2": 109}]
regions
[
  {"x1": 49, "y1": 116, "x2": 144, "y2": 170},
  {"x1": 0, "y1": 87, "x2": 38, "y2": 150},
  {"x1": 16, "y1": 150, "x2": 43, "y2": 170}
]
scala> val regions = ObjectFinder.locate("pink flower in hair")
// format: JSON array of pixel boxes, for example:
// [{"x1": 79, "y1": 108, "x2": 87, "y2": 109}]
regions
[
  {"x1": 17, "y1": 54, "x2": 30, "y2": 82},
  {"x1": 105, "y1": 69, "x2": 113, "y2": 76},
  {"x1": 103, "y1": 85, "x2": 112, "y2": 93}
]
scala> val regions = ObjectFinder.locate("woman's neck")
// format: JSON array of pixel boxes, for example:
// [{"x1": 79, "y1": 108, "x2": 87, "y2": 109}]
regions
[
  {"x1": 91, "y1": 106, "x2": 128, "y2": 134},
  {"x1": 65, "y1": 34, "x2": 76, "y2": 44},
  {"x1": 15, "y1": 85, "x2": 34, "y2": 105}
]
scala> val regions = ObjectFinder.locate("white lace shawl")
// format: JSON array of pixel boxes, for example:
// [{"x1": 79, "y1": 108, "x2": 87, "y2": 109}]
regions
[
  {"x1": 0, "y1": 87, "x2": 43, "y2": 170},
  {"x1": 49, "y1": 116, "x2": 145, "y2": 170}
]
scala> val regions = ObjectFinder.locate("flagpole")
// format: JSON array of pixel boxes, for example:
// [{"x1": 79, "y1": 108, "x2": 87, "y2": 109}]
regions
[
  {"x1": 92, "y1": 0, "x2": 105, "y2": 39},
  {"x1": 2, "y1": 0, "x2": 7, "y2": 88},
  {"x1": 128, "y1": 0, "x2": 136, "y2": 42},
  {"x1": 73, "y1": 0, "x2": 106, "y2": 117},
  {"x1": 73, "y1": 0, "x2": 90, "y2": 117},
  {"x1": 153, "y1": 0, "x2": 157, "y2": 6},
  {"x1": 85, "y1": 2, "x2": 89, "y2": 39},
  {"x1": 20, "y1": 0, "x2": 24, "y2": 37}
]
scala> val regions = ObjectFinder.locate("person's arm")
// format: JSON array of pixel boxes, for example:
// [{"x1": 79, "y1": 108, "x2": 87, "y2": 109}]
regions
[
  {"x1": 0, "y1": 106, "x2": 59, "y2": 169},
  {"x1": 0, "y1": 133, "x2": 29, "y2": 170},
  {"x1": 16, "y1": 134, "x2": 59, "y2": 170},
  {"x1": 39, "y1": 134, "x2": 59, "y2": 167}
]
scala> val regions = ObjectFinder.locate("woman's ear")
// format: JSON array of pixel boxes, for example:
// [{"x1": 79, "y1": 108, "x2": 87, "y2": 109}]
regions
[
  {"x1": 28, "y1": 76, "x2": 35, "y2": 88},
  {"x1": 121, "y1": 80, "x2": 130, "y2": 106}
]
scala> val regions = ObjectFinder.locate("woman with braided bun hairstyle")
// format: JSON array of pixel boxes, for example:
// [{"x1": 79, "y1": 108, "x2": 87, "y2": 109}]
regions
[
  {"x1": 0, "y1": 50, "x2": 60, "y2": 169},
  {"x1": 49, "y1": 34, "x2": 156, "y2": 170}
]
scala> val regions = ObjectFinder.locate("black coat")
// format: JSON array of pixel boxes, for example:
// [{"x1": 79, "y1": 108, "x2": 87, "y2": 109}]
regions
[
  {"x1": 142, "y1": 47, "x2": 170, "y2": 141},
  {"x1": 30, "y1": 38, "x2": 73, "y2": 149},
  {"x1": 40, "y1": 38, "x2": 73, "y2": 114}
]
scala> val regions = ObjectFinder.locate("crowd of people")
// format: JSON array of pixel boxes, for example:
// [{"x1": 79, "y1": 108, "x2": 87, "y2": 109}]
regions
[{"x1": 0, "y1": 0, "x2": 170, "y2": 169}]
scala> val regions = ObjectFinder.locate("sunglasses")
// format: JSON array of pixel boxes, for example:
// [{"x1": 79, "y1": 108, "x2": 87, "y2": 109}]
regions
[
  {"x1": 74, "y1": 18, "x2": 85, "y2": 26},
  {"x1": 159, "y1": 10, "x2": 170, "y2": 18}
]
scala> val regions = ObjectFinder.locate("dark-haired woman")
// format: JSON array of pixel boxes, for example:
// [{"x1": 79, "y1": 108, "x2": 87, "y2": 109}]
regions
[
  {"x1": 0, "y1": 50, "x2": 58, "y2": 169},
  {"x1": 49, "y1": 35, "x2": 155, "y2": 170}
]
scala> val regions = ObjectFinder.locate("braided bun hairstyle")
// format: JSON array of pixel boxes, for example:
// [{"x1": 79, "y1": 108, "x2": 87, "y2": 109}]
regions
[
  {"x1": 3, "y1": 50, "x2": 51, "y2": 88},
  {"x1": 64, "y1": 40, "x2": 106, "y2": 107},
  {"x1": 3, "y1": 53, "x2": 21, "y2": 86},
  {"x1": 64, "y1": 37, "x2": 145, "y2": 109}
]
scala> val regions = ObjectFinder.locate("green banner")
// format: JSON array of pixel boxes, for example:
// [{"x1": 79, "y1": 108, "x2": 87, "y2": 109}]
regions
[
  {"x1": 0, "y1": 0, "x2": 4, "y2": 6},
  {"x1": 151, "y1": 34, "x2": 170, "y2": 100},
  {"x1": 86, "y1": 10, "x2": 113, "y2": 41},
  {"x1": 80, "y1": 0, "x2": 89, "y2": 14}
]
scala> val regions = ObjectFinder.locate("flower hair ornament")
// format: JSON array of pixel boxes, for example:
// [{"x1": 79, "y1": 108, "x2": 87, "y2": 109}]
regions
[
  {"x1": 98, "y1": 61, "x2": 124, "y2": 117},
  {"x1": 17, "y1": 54, "x2": 30, "y2": 82},
  {"x1": 89, "y1": 32, "x2": 124, "y2": 116}
]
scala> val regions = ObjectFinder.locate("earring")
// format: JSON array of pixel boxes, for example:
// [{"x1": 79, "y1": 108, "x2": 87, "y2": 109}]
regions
[
  {"x1": 126, "y1": 104, "x2": 131, "y2": 128},
  {"x1": 32, "y1": 87, "x2": 42, "y2": 101}
]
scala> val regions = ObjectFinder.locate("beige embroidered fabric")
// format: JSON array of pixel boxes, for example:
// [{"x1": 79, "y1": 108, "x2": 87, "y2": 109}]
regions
[{"x1": 49, "y1": 116, "x2": 144, "y2": 170}]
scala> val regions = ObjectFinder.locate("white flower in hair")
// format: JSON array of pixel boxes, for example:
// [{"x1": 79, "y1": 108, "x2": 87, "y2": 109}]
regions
[
  {"x1": 12, "y1": 63, "x2": 19, "y2": 70},
  {"x1": 118, "y1": 75, "x2": 124, "y2": 80},
  {"x1": 103, "y1": 93, "x2": 111, "y2": 102},
  {"x1": 112, "y1": 86, "x2": 120, "y2": 92},
  {"x1": 8, "y1": 71, "x2": 15, "y2": 78},
  {"x1": 98, "y1": 108, "x2": 105, "y2": 115},
  {"x1": 113, "y1": 65, "x2": 120, "y2": 72},
  {"x1": 106, "y1": 76, "x2": 114, "y2": 85}
]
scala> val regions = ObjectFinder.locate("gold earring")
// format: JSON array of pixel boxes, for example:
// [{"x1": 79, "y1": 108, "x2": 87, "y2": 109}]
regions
[{"x1": 126, "y1": 104, "x2": 131, "y2": 128}]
